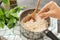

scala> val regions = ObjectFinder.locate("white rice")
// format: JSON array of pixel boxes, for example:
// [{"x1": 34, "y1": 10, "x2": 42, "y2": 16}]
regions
[{"x1": 21, "y1": 14, "x2": 48, "y2": 32}]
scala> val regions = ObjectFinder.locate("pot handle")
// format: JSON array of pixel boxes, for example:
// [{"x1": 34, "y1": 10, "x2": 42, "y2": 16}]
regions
[{"x1": 44, "y1": 29, "x2": 59, "y2": 40}]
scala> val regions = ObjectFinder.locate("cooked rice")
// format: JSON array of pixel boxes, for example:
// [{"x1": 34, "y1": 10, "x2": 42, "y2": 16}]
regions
[{"x1": 21, "y1": 14, "x2": 48, "y2": 32}]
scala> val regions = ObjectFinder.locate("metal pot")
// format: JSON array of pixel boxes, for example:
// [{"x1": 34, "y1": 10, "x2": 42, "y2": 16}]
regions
[{"x1": 19, "y1": 9, "x2": 59, "y2": 40}]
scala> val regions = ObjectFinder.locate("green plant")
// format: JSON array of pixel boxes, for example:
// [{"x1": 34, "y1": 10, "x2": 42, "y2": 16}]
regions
[
  {"x1": 0, "y1": 0, "x2": 25, "y2": 29},
  {"x1": 0, "y1": 6, "x2": 25, "y2": 29}
]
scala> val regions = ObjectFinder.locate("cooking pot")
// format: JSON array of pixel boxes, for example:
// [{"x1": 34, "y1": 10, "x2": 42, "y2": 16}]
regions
[{"x1": 19, "y1": 9, "x2": 59, "y2": 40}]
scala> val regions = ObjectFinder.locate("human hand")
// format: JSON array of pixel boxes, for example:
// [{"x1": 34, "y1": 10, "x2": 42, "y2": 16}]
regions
[{"x1": 39, "y1": 1, "x2": 60, "y2": 19}]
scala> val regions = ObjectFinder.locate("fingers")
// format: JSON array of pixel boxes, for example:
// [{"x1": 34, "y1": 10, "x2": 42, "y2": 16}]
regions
[
  {"x1": 39, "y1": 12, "x2": 49, "y2": 19},
  {"x1": 39, "y1": 10, "x2": 54, "y2": 19},
  {"x1": 39, "y1": 1, "x2": 58, "y2": 13}
]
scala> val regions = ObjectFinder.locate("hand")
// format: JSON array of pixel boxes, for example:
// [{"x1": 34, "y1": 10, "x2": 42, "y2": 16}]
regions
[{"x1": 39, "y1": 1, "x2": 60, "y2": 19}]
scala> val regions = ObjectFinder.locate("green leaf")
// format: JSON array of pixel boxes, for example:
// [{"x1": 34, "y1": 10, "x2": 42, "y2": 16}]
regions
[
  {"x1": 0, "y1": 20, "x2": 5, "y2": 28},
  {"x1": 0, "y1": 8, "x2": 5, "y2": 20},
  {"x1": 7, "y1": 18, "x2": 17, "y2": 29},
  {"x1": 5, "y1": 11, "x2": 13, "y2": 18},
  {"x1": 10, "y1": 6, "x2": 26, "y2": 13},
  {"x1": 10, "y1": 13, "x2": 19, "y2": 19},
  {"x1": 9, "y1": 9, "x2": 16, "y2": 13},
  {"x1": 5, "y1": 12, "x2": 10, "y2": 18},
  {"x1": 14, "y1": 6, "x2": 26, "y2": 12},
  {"x1": 1, "y1": 7, "x2": 6, "y2": 13},
  {"x1": 2, "y1": 0, "x2": 10, "y2": 5},
  {"x1": 0, "y1": 8, "x2": 4, "y2": 16},
  {"x1": 13, "y1": 6, "x2": 21, "y2": 13},
  {"x1": 0, "y1": 8, "x2": 5, "y2": 28}
]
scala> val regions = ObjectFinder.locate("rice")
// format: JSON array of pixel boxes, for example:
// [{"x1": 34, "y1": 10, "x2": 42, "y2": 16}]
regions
[{"x1": 21, "y1": 14, "x2": 48, "y2": 32}]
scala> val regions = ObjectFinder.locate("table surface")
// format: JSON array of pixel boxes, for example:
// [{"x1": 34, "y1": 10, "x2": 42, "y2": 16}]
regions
[{"x1": 17, "y1": 0, "x2": 60, "y2": 33}]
